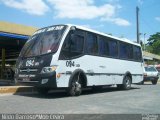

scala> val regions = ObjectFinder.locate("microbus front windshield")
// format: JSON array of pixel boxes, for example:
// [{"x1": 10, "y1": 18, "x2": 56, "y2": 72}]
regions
[{"x1": 20, "y1": 25, "x2": 67, "y2": 57}]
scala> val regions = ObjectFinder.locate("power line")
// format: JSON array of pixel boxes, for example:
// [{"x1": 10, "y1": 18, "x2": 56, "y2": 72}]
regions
[
  {"x1": 140, "y1": 15, "x2": 157, "y2": 33},
  {"x1": 140, "y1": 0, "x2": 160, "y2": 9}
]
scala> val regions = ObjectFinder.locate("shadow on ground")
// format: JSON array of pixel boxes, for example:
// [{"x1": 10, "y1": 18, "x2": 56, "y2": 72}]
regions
[
  {"x1": 14, "y1": 86, "x2": 140, "y2": 99},
  {"x1": 135, "y1": 82, "x2": 155, "y2": 85}
]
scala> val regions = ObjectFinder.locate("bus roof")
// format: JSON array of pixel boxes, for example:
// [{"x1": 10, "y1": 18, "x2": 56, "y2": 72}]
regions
[
  {"x1": 35, "y1": 24, "x2": 141, "y2": 47},
  {"x1": 66, "y1": 24, "x2": 141, "y2": 47}
]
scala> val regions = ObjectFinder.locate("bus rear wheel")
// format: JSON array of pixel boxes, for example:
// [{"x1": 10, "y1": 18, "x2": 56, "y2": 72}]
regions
[
  {"x1": 68, "y1": 74, "x2": 82, "y2": 96},
  {"x1": 117, "y1": 76, "x2": 131, "y2": 90}
]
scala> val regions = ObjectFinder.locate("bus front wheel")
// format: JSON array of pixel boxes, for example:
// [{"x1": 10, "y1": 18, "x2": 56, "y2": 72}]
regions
[{"x1": 68, "y1": 73, "x2": 82, "y2": 96}]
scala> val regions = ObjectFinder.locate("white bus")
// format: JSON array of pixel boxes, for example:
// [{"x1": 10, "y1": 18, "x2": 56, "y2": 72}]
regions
[{"x1": 15, "y1": 24, "x2": 143, "y2": 96}]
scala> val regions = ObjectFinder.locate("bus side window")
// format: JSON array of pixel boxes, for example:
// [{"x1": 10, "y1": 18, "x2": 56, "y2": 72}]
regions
[
  {"x1": 119, "y1": 42, "x2": 133, "y2": 60},
  {"x1": 133, "y1": 46, "x2": 142, "y2": 61},
  {"x1": 59, "y1": 30, "x2": 84, "y2": 59},
  {"x1": 127, "y1": 45, "x2": 133, "y2": 59},
  {"x1": 98, "y1": 36, "x2": 109, "y2": 56},
  {"x1": 85, "y1": 32, "x2": 98, "y2": 55},
  {"x1": 70, "y1": 35, "x2": 84, "y2": 54},
  {"x1": 108, "y1": 40, "x2": 118, "y2": 58}
]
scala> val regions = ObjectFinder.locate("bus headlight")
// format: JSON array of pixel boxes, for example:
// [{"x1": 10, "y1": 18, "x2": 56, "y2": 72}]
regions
[{"x1": 41, "y1": 66, "x2": 57, "y2": 73}]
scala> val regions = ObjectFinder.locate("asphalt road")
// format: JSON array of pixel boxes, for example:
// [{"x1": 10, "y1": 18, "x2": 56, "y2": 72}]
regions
[{"x1": 0, "y1": 83, "x2": 160, "y2": 114}]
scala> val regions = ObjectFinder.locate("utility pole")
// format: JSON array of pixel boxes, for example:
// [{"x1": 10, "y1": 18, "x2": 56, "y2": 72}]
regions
[{"x1": 136, "y1": 6, "x2": 140, "y2": 44}]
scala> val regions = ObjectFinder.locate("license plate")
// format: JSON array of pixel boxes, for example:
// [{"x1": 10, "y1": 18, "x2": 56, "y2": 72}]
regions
[{"x1": 22, "y1": 77, "x2": 30, "y2": 82}]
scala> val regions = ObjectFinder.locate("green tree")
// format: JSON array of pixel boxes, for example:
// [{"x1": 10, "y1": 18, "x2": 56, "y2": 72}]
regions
[{"x1": 147, "y1": 32, "x2": 160, "y2": 55}]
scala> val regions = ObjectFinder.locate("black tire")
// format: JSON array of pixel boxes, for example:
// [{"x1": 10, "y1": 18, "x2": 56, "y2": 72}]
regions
[
  {"x1": 151, "y1": 80, "x2": 158, "y2": 85},
  {"x1": 117, "y1": 84, "x2": 123, "y2": 90},
  {"x1": 92, "y1": 86, "x2": 103, "y2": 92},
  {"x1": 37, "y1": 88, "x2": 50, "y2": 95},
  {"x1": 141, "y1": 80, "x2": 144, "y2": 85},
  {"x1": 68, "y1": 73, "x2": 82, "y2": 96},
  {"x1": 117, "y1": 76, "x2": 131, "y2": 90}
]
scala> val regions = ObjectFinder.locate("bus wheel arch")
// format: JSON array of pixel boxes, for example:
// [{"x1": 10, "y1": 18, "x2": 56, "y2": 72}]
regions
[
  {"x1": 124, "y1": 71, "x2": 132, "y2": 83},
  {"x1": 117, "y1": 71, "x2": 132, "y2": 90},
  {"x1": 67, "y1": 69, "x2": 87, "y2": 96}
]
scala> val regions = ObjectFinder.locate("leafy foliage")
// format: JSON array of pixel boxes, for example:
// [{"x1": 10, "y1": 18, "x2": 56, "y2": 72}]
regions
[{"x1": 147, "y1": 32, "x2": 160, "y2": 55}]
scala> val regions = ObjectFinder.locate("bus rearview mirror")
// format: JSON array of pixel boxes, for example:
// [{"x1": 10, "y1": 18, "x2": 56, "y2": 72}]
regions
[{"x1": 70, "y1": 26, "x2": 76, "y2": 31}]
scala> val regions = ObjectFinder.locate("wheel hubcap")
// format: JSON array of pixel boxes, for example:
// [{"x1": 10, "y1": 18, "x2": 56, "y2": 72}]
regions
[
  {"x1": 75, "y1": 82, "x2": 81, "y2": 91},
  {"x1": 126, "y1": 79, "x2": 131, "y2": 88},
  {"x1": 72, "y1": 81, "x2": 81, "y2": 92}
]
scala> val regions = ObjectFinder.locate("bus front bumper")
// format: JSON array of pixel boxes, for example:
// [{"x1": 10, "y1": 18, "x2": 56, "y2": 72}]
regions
[{"x1": 16, "y1": 72, "x2": 57, "y2": 88}]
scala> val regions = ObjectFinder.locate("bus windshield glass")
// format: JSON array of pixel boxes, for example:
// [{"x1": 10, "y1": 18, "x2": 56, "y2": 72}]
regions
[{"x1": 20, "y1": 25, "x2": 67, "y2": 57}]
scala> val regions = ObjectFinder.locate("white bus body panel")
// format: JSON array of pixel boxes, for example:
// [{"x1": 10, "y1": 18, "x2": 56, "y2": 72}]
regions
[{"x1": 53, "y1": 55, "x2": 143, "y2": 87}]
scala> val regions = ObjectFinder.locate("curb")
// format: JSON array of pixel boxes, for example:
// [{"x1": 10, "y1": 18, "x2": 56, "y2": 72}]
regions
[
  {"x1": 0, "y1": 81, "x2": 160, "y2": 95},
  {"x1": 0, "y1": 86, "x2": 36, "y2": 94}
]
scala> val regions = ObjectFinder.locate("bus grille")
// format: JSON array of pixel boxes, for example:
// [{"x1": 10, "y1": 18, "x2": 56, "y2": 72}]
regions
[{"x1": 20, "y1": 68, "x2": 38, "y2": 73}]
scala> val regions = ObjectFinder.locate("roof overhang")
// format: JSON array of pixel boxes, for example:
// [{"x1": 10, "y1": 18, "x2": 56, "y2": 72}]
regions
[
  {"x1": 143, "y1": 56, "x2": 153, "y2": 60},
  {"x1": 0, "y1": 21, "x2": 37, "y2": 36},
  {"x1": 0, "y1": 32, "x2": 29, "y2": 40},
  {"x1": 143, "y1": 51, "x2": 160, "y2": 61},
  {"x1": 0, "y1": 21, "x2": 38, "y2": 62}
]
